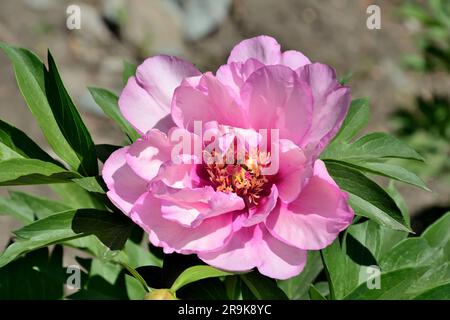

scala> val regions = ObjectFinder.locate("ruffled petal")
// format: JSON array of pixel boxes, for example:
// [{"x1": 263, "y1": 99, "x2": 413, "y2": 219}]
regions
[
  {"x1": 296, "y1": 63, "x2": 351, "y2": 155},
  {"x1": 119, "y1": 55, "x2": 200, "y2": 134},
  {"x1": 131, "y1": 192, "x2": 234, "y2": 254},
  {"x1": 266, "y1": 160, "x2": 354, "y2": 250},
  {"x1": 241, "y1": 65, "x2": 313, "y2": 144},
  {"x1": 199, "y1": 224, "x2": 307, "y2": 280},
  {"x1": 102, "y1": 147, "x2": 148, "y2": 215}
]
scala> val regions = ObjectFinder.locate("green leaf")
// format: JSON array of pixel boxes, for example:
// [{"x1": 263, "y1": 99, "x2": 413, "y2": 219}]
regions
[
  {"x1": 0, "y1": 246, "x2": 66, "y2": 299},
  {"x1": 0, "y1": 158, "x2": 80, "y2": 185},
  {"x1": 170, "y1": 265, "x2": 231, "y2": 293},
  {"x1": 240, "y1": 272, "x2": 288, "y2": 300},
  {"x1": 0, "y1": 195, "x2": 34, "y2": 224},
  {"x1": 380, "y1": 238, "x2": 439, "y2": 272},
  {"x1": 325, "y1": 161, "x2": 411, "y2": 232},
  {"x1": 0, "y1": 43, "x2": 92, "y2": 175},
  {"x1": 344, "y1": 212, "x2": 450, "y2": 299},
  {"x1": 72, "y1": 176, "x2": 107, "y2": 194},
  {"x1": 322, "y1": 132, "x2": 424, "y2": 162},
  {"x1": 332, "y1": 98, "x2": 369, "y2": 143},
  {"x1": 413, "y1": 283, "x2": 450, "y2": 300},
  {"x1": 421, "y1": 211, "x2": 450, "y2": 250},
  {"x1": 89, "y1": 87, "x2": 139, "y2": 142},
  {"x1": 334, "y1": 161, "x2": 429, "y2": 191},
  {"x1": 7, "y1": 191, "x2": 71, "y2": 220},
  {"x1": 225, "y1": 275, "x2": 241, "y2": 300},
  {"x1": 51, "y1": 182, "x2": 105, "y2": 210},
  {"x1": 278, "y1": 251, "x2": 323, "y2": 299},
  {"x1": 0, "y1": 119, "x2": 59, "y2": 165},
  {"x1": 0, "y1": 209, "x2": 132, "y2": 268},
  {"x1": 122, "y1": 60, "x2": 137, "y2": 85},
  {"x1": 309, "y1": 284, "x2": 327, "y2": 300},
  {"x1": 45, "y1": 51, "x2": 98, "y2": 176}
]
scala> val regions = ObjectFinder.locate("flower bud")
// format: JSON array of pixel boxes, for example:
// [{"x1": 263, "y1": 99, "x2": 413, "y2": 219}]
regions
[{"x1": 144, "y1": 289, "x2": 176, "y2": 300}]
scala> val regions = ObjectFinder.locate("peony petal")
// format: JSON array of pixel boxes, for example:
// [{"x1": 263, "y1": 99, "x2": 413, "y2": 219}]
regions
[
  {"x1": 172, "y1": 73, "x2": 247, "y2": 131},
  {"x1": 125, "y1": 129, "x2": 173, "y2": 181},
  {"x1": 241, "y1": 65, "x2": 313, "y2": 145},
  {"x1": 274, "y1": 139, "x2": 312, "y2": 203},
  {"x1": 228, "y1": 35, "x2": 281, "y2": 65},
  {"x1": 199, "y1": 224, "x2": 307, "y2": 280},
  {"x1": 119, "y1": 77, "x2": 167, "y2": 134},
  {"x1": 280, "y1": 50, "x2": 311, "y2": 70},
  {"x1": 136, "y1": 55, "x2": 201, "y2": 109},
  {"x1": 216, "y1": 58, "x2": 264, "y2": 94},
  {"x1": 119, "y1": 55, "x2": 200, "y2": 134},
  {"x1": 131, "y1": 192, "x2": 234, "y2": 254},
  {"x1": 297, "y1": 63, "x2": 351, "y2": 155},
  {"x1": 102, "y1": 147, "x2": 148, "y2": 215},
  {"x1": 266, "y1": 160, "x2": 354, "y2": 250},
  {"x1": 241, "y1": 185, "x2": 278, "y2": 227},
  {"x1": 257, "y1": 225, "x2": 308, "y2": 279},
  {"x1": 150, "y1": 182, "x2": 244, "y2": 227}
]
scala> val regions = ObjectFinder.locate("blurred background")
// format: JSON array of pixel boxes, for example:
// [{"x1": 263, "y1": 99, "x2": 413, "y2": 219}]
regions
[{"x1": 1, "y1": 0, "x2": 449, "y2": 250}]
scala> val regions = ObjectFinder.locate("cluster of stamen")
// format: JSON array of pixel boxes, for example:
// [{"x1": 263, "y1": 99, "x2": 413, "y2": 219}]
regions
[{"x1": 205, "y1": 149, "x2": 271, "y2": 206}]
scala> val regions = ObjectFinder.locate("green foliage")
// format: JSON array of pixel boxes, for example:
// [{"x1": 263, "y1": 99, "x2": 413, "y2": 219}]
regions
[{"x1": 0, "y1": 44, "x2": 440, "y2": 300}]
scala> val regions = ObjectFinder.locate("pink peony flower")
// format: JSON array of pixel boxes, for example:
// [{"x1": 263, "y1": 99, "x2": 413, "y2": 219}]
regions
[{"x1": 103, "y1": 35, "x2": 354, "y2": 280}]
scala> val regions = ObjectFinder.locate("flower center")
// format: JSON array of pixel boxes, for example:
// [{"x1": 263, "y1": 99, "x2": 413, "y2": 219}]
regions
[{"x1": 205, "y1": 150, "x2": 271, "y2": 206}]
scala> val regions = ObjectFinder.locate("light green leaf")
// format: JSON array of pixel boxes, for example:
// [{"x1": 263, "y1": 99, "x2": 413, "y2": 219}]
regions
[
  {"x1": 122, "y1": 60, "x2": 137, "y2": 85},
  {"x1": 7, "y1": 191, "x2": 71, "y2": 220},
  {"x1": 89, "y1": 87, "x2": 140, "y2": 142},
  {"x1": 413, "y1": 283, "x2": 450, "y2": 300},
  {"x1": 0, "y1": 158, "x2": 80, "y2": 185},
  {"x1": 72, "y1": 176, "x2": 107, "y2": 194},
  {"x1": 332, "y1": 98, "x2": 369, "y2": 143},
  {"x1": 422, "y1": 211, "x2": 450, "y2": 250},
  {"x1": 325, "y1": 161, "x2": 411, "y2": 232},
  {"x1": 0, "y1": 209, "x2": 132, "y2": 268},
  {"x1": 322, "y1": 132, "x2": 424, "y2": 162},
  {"x1": 51, "y1": 182, "x2": 105, "y2": 209},
  {"x1": 170, "y1": 265, "x2": 231, "y2": 293},
  {"x1": 0, "y1": 195, "x2": 34, "y2": 224}
]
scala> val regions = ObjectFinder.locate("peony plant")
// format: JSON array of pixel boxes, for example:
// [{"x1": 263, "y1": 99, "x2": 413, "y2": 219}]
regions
[{"x1": 0, "y1": 37, "x2": 448, "y2": 300}]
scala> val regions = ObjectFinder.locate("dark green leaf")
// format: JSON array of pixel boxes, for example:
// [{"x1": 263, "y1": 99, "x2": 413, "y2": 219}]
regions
[
  {"x1": 309, "y1": 284, "x2": 327, "y2": 300},
  {"x1": 240, "y1": 272, "x2": 288, "y2": 300},
  {"x1": 278, "y1": 251, "x2": 323, "y2": 300},
  {"x1": 0, "y1": 246, "x2": 66, "y2": 299},
  {"x1": 334, "y1": 161, "x2": 429, "y2": 191},
  {"x1": 325, "y1": 161, "x2": 411, "y2": 232},
  {"x1": 0, "y1": 119, "x2": 59, "y2": 165},
  {"x1": 96, "y1": 144, "x2": 120, "y2": 163},
  {"x1": 45, "y1": 51, "x2": 98, "y2": 176},
  {"x1": 0, "y1": 43, "x2": 89, "y2": 174}
]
